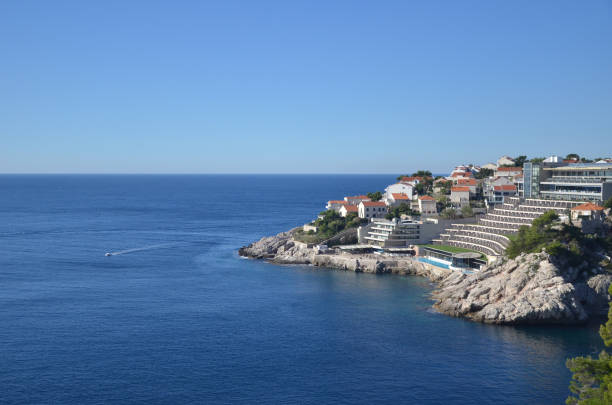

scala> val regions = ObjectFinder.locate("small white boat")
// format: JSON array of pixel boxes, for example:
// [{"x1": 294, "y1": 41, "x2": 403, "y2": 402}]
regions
[{"x1": 105, "y1": 252, "x2": 112, "y2": 257}]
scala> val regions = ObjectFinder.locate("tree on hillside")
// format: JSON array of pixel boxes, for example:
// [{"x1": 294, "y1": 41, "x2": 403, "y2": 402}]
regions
[
  {"x1": 514, "y1": 155, "x2": 528, "y2": 167},
  {"x1": 414, "y1": 183, "x2": 426, "y2": 195},
  {"x1": 367, "y1": 191, "x2": 382, "y2": 202},
  {"x1": 530, "y1": 157, "x2": 545, "y2": 163},
  {"x1": 566, "y1": 285, "x2": 612, "y2": 404},
  {"x1": 505, "y1": 210, "x2": 560, "y2": 258},
  {"x1": 386, "y1": 203, "x2": 417, "y2": 220},
  {"x1": 566, "y1": 153, "x2": 580, "y2": 161},
  {"x1": 475, "y1": 168, "x2": 494, "y2": 179},
  {"x1": 436, "y1": 196, "x2": 451, "y2": 211},
  {"x1": 461, "y1": 204, "x2": 474, "y2": 218},
  {"x1": 412, "y1": 170, "x2": 433, "y2": 177},
  {"x1": 604, "y1": 197, "x2": 612, "y2": 210},
  {"x1": 440, "y1": 208, "x2": 458, "y2": 219}
]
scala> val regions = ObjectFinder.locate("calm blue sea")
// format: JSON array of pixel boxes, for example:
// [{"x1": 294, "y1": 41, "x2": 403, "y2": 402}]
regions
[{"x1": 0, "y1": 175, "x2": 604, "y2": 404}]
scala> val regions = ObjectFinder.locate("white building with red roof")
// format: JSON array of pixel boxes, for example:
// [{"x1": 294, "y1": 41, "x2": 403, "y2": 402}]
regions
[
  {"x1": 384, "y1": 182, "x2": 414, "y2": 200},
  {"x1": 491, "y1": 185, "x2": 517, "y2": 204},
  {"x1": 455, "y1": 178, "x2": 478, "y2": 193},
  {"x1": 482, "y1": 176, "x2": 516, "y2": 204},
  {"x1": 570, "y1": 203, "x2": 605, "y2": 220},
  {"x1": 339, "y1": 204, "x2": 359, "y2": 218},
  {"x1": 570, "y1": 203, "x2": 606, "y2": 233},
  {"x1": 400, "y1": 176, "x2": 424, "y2": 186},
  {"x1": 494, "y1": 166, "x2": 523, "y2": 178},
  {"x1": 326, "y1": 200, "x2": 347, "y2": 211},
  {"x1": 386, "y1": 192, "x2": 411, "y2": 207},
  {"x1": 450, "y1": 186, "x2": 471, "y2": 205},
  {"x1": 418, "y1": 195, "x2": 437, "y2": 215},
  {"x1": 344, "y1": 195, "x2": 371, "y2": 206},
  {"x1": 358, "y1": 201, "x2": 388, "y2": 219}
]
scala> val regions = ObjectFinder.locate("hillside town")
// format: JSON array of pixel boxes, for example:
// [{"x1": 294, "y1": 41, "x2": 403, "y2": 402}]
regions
[{"x1": 299, "y1": 154, "x2": 612, "y2": 272}]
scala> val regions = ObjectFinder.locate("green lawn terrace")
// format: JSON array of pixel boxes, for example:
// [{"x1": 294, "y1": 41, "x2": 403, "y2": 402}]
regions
[
  {"x1": 423, "y1": 244, "x2": 486, "y2": 260},
  {"x1": 421, "y1": 244, "x2": 487, "y2": 270},
  {"x1": 423, "y1": 244, "x2": 481, "y2": 255}
]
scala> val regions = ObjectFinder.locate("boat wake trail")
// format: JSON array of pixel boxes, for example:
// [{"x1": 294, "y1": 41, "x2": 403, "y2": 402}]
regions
[{"x1": 105, "y1": 242, "x2": 183, "y2": 257}]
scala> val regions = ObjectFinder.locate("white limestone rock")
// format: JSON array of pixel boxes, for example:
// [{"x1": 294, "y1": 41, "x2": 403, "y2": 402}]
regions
[{"x1": 432, "y1": 253, "x2": 611, "y2": 324}]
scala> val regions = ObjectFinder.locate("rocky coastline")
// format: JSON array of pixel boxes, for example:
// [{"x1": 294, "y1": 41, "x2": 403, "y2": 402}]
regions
[{"x1": 239, "y1": 229, "x2": 612, "y2": 325}]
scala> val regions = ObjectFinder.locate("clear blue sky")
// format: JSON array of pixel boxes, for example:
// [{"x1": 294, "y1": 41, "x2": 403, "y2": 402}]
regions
[{"x1": 1, "y1": 1, "x2": 611, "y2": 173}]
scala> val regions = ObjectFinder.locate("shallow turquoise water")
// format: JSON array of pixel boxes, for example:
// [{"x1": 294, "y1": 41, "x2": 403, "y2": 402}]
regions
[{"x1": 418, "y1": 257, "x2": 451, "y2": 269}]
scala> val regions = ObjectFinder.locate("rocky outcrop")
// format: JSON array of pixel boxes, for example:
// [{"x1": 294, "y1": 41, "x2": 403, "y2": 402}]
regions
[
  {"x1": 432, "y1": 252, "x2": 612, "y2": 324},
  {"x1": 238, "y1": 230, "x2": 449, "y2": 281},
  {"x1": 240, "y1": 231, "x2": 612, "y2": 325},
  {"x1": 238, "y1": 229, "x2": 298, "y2": 260}
]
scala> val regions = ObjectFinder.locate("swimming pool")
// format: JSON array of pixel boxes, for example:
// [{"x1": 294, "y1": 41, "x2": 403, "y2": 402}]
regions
[{"x1": 418, "y1": 257, "x2": 450, "y2": 269}]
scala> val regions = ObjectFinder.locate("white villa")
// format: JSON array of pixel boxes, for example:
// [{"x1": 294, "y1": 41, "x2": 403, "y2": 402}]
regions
[
  {"x1": 455, "y1": 178, "x2": 478, "y2": 193},
  {"x1": 344, "y1": 195, "x2": 371, "y2": 206},
  {"x1": 339, "y1": 204, "x2": 358, "y2": 217},
  {"x1": 418, "y1": 195, "x2": 437, "y2": 215},
  {"x1": 384, "y1": 182, "x2": 414, "y2": 200},
  {"x1": 481, "y1": 162, "x2": 497, "y2": 170},
  {"x1": 399, "y1": 176, "x2": 423, "y2": 186},
  {"x1": 386, "y1": 192, "x2": 411, "y2": 207},
  {"x1": 326, "y1": 200, "x2": 346, "y2": 211},
  {"x1": 358, "y1": 201, "x2": 388, "y2": 219},
  {"x1": 497, "y1": 156, "x2": 515, "y2": 167},
  {"x1": 483, "y1": 176, "x2": 515, "y2": 204},
  {"x1": 450, "y1": 186, "x2": 470, "y2": 205},
  {"x1": 495, "y1": 166, "x2": 522, "y2": 178}
]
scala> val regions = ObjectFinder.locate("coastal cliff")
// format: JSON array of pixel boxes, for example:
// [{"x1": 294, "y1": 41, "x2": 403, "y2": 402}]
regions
[
  {"x1": 433, "y1": 252, "x2": 611, "y2": 324},
  {"x1": 239, "y1": 230, "x2": 612, "y2": 325}
]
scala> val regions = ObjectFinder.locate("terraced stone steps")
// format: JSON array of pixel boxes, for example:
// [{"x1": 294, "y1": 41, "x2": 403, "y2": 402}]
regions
[{"x1": 432, "y1": 197, "x2": 585, "y2": 258}]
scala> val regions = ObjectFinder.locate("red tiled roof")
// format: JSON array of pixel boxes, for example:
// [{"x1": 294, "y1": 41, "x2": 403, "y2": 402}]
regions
[
  {"x1": 451, "y1": 186, "x2": 470, "y2": 192},
  {"x1": 497, "y1": 166, "x2": 522, "y2": 172},
  {"x1": 493, "y1": 185, "x2": 516, "y2": 191},
  {"x1": 345, "y1": 195, "x2": 370, "y2": 200},
  {"x1": 419, "y1": 195, "x2": 436, "y2": 201},
  {"x1": 362, "y1": 201, "x2": 387, "y2": 207},
  {"x1": 457, "y1": 179, "x2": 477, "y2": 185},
  {"x1": 328, "y1": 200, "x2": 345, "y2": 204},
  {"x1": 571, "y1": 203, "x2": 604, "y2": 211},
  {"x1": 341, "y1": 204, "x2": 358, "y2": 212},
  {"x1": 401, "y1": 176, "x2": 422, "y2": 182},
  {"x1": 392, "y1": 193, "x2": 410, "y2": 200},
  {"x1": 451, "y1": 172, "x2": 468, "y2": 177}
]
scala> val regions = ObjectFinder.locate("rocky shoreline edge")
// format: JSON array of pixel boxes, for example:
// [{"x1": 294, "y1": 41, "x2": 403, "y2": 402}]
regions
[{"x1": 239, "y1": 229, "x2": 612, "y2": 325}]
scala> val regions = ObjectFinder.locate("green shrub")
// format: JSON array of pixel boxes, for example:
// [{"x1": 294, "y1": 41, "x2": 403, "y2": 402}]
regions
[{"x1": 545, "y1": 241, "x2": 565, "y2": 256}]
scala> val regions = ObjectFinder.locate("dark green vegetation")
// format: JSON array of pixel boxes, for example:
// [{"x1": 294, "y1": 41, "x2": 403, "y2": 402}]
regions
[
  {"x1": 397, "y1": 170, "x2": 432, "y2": 180},
  {"x1": 566, "y1": 285, "x2": 612, "y2": 404},
  {"x1": 366, "y1": 191, "x2": 382, "y2": 201},
  {"x1": 294, "y1": 210, "x2": 365, "y2": 244},
  {"x1": 440, "y1": 207, "x2": 459, "y2": 219},
  {"x1": 438, "y1": 204, "x2": 475, "y2": 220},
  {"x1": 386, "y1": 203, "x2": 418, "y2": 220},
  {"x1": 475, "y1": 168, "x2": 494, "y2": 179},
  {"x1": 506, "y1": 211, "x2": 610, "y2": 268},
  {"x1": 604, "y1": 197, "x2": 612, "y2": 210},
  {"x1": 461, "y1": 205, "x2": 474, "y2": 218},
  {"x1": 513, "y1": 155, "x2": 528, "y2": 167},
  {"x1": 564, "y1": 153, "x2": 603, "y2": 164},
  {"x1": 435, "y1": 179, "x2": 452, "y2": 195},
  {"x1": 396, "y1": 171, "x2": 434, "y2": 195}
]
